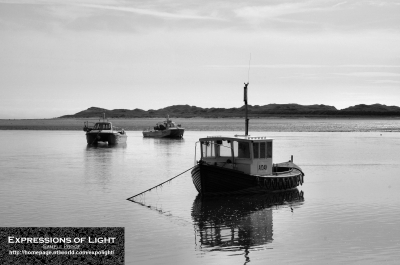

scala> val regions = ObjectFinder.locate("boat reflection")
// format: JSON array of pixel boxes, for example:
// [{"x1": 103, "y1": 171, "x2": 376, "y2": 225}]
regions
[
  {"x1": 84, "y1": 143, "x2": 127, "y2": 187},
  {"x1": 143, "y1": 137, "x2": 185, "y2": 144},
  {"x1": 85, "y1": 142, "x2": 127, "y2": 149},
  {"x1": 192, "y1": 189, "x2": 304, "y2": 253}
]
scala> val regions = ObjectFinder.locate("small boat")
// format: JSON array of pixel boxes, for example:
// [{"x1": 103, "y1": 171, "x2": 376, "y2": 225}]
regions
[
  {"x1": 142, "y1": 116, "x2": 184, "y2": 138},
  {"x1": 191, "y1": 83, "x2": 304, "y2": 195},
  {"x1": 83, "y1": 114, "x2": 127, "y2": 145}
]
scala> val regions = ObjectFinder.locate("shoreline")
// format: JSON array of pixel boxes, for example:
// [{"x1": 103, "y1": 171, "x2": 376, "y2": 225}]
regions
[{"x1": 1, "y1": 117, "x2": 399, "y2": 132}]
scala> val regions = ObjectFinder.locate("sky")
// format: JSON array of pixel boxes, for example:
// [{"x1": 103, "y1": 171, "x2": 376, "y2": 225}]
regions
[{"x1": 0, "y1": 0, "x2": 399, "y2": 118}]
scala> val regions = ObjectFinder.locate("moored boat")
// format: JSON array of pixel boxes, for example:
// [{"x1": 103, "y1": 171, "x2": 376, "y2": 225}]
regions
[
  {"x1": 142, "y1": 116, "x2": 184, "y2": 138},
  {"x1": 83, "y1": 114, "x2": 127, "y2": 145},
  {"x1": 191, "y1": 83, "x2": 304, "y2": 195}
]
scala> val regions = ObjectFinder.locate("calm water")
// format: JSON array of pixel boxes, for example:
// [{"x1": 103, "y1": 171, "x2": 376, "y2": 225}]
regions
[{"x1": 1, "y1": 121, "x2": 400, "y2": 264}]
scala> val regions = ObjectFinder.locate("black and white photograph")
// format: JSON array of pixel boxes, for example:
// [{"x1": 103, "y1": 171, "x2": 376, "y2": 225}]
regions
[{"x1": 1, "y1": 0, "x2": 400, "y2": 264}]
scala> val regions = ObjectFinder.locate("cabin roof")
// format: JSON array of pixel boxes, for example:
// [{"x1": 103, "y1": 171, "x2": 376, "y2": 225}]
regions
[
  {"x1": 200, "y1": 135, "x2": 273, "y2": 142},
  {"x1": 95, "y1": 122, "x2": 111, "y2": 124}
]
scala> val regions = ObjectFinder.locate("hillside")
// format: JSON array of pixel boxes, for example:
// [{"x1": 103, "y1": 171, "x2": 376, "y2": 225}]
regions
[{"x1": 59, "y1": 103, "x2": 400, "y2": 118}]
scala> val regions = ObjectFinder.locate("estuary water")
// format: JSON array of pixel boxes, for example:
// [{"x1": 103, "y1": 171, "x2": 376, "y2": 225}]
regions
[{"x1": 1, "y1": 120, "x2": 400, "y2": 264}]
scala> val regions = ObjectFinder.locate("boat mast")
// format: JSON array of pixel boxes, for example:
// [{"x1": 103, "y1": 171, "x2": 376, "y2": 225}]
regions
[{"x1": 244, "y1": 82, "x2": 249, "y2": 136}]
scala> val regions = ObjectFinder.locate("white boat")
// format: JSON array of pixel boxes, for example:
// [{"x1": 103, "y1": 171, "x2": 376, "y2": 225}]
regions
[
  {"x1": 191, "y1": 83, "x2": 304, "y2": 195},
  {"x1": 142, "y1": 116, "x2": 184, "y2": 138},
  {"x1": 83, "y1": 114, "x2": 127, "y2": 145}
]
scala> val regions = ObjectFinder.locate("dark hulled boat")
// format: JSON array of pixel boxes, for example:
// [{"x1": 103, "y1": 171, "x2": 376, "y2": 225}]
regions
[
  {"x1": 83, "y1": 115, "x2": 127, "y2": 145},
  {"x1": 142, "y1": 116, "x2": 184, "y2": 138},
  {"x1": 191, "y1": 83, "x2": 304, "y2": 195}
]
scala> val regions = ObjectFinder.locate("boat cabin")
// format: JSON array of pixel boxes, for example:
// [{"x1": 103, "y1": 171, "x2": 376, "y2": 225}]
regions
[
  {"x1": 154, "y1": 121, "x2": 181, "y2": 131},
  {"x1": 92, "y1": 122, "x2": 112, "y2": 131},
  {"x1": 199, "y1": 136, "x2": 273, "y2": 176}
]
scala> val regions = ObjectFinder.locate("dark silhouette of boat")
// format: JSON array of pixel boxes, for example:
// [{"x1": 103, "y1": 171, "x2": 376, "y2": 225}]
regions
[
  {"x1": 191, "y1": 83, "x2": 304, "y2": 195},
  {"x1": 83, "y1": 114, "x2": 127, "y2": 145},
  {"x1": 142, "y1": 116, "x2": 184, "y2": 138}
]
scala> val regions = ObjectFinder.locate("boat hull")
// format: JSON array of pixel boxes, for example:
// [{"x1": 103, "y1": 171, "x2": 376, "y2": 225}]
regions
[
  {"x1": 86, "y1": 132, "x2": 127, "y2": 145},
  {"x1": 142, "y1": 128, "x2": 184, "y2": 138},
  {"x1": 191, "y1": 162, "x2": 304, "y2": 195}
]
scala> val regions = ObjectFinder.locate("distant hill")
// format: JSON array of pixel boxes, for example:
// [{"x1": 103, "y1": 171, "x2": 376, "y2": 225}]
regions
[
  {"x1": 59, "y1": 103, "x2": 400, "y2": 118},
  {"x1": 341, "y1": 104, "x2": 400, "y2": 113}
]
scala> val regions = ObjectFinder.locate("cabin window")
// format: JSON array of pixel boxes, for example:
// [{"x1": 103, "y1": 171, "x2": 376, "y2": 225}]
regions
[
  {"x1": 260, "y1": 142, "x2": 266, "y2": 158},
  {"x1": 206, "y1": 141, "x2": 215, "y2": 157},
  {"x1": 218, "y1": 140, "x2": 232, "y2": 157},
  {"x1": 253, "y1": 143, "x2": 259, "y2": 159},
  {"x1": 253, "y1": 142, "x2": 267, "y2": 159},
  {"x1": 202, "y1": 141, "x2": 215, "y2": 158},
  {"x1": 94, "y1": 123, "x2": 110, "y2": 130},
  {"x1": 267, "y1": 142, "x2": 272, "y2": 158},
  {"x1": 233, "y1": 141, "x2": 250, "y2": 158}
]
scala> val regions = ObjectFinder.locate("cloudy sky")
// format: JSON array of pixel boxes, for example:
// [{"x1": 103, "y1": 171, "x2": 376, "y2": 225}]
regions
[{"x1": 1, "y1": 0, "x2": 399, "y2": 118}]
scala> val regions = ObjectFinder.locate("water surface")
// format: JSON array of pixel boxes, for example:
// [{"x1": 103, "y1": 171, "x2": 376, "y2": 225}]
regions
[{"x1": 1, "y1": 123, "x2": 400, "y2": 264}]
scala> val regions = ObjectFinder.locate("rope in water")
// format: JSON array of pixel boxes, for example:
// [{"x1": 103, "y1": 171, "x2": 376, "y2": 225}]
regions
[{"x1": 126, "y1": 165, "x2": 196, "y2": 201}]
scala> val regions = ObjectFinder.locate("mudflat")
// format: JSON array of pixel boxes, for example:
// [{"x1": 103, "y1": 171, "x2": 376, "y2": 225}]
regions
[
  {"x1": 1, "y1": 117, "x2": 399, "y2": 132},
  {"x1": 0, "y1": 118, "x2": 155, "y2": 131},
  {"x1": 0, "y1": 118, "x2": 245, "y2": 131}
]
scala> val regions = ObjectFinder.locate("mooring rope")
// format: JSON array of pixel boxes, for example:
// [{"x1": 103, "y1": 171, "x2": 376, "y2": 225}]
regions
[{"x1": 126, "y1": 165, "x2": 196, "y2": 201}]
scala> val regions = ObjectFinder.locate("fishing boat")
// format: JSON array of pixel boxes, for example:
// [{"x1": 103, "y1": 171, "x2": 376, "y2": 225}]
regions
[
  {"x1": 83, "y1": 114, "x2": 127, "y2": 145},
  {"x1": 142, "y1": 116, "x2": 184, "y2": 138},
  {"x1": 191, "y1": 83, "x2": 305, "y2": 195}
]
